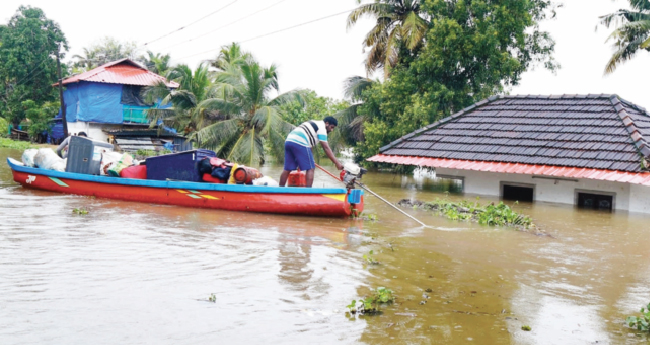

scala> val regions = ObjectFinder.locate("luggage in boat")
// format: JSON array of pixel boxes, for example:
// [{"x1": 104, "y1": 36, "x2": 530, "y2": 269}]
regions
[
  {"x1": 232, "y1": 166, "x2": 262, "y2": 184},
  {"x1": 288, "y1": 170, "x2": 306, "y2": 187},
  {"x1": 145, "y1": 149, "x2": 215, "y2": 182},
  {"x1": 108, "y1": 153, "x2": 134, "y2": 177},
  {"x1": 211, "y1": 166, "x2": 232, "y2": 180},
  {"x1": 34, "y1": 148, "x2": 66, "y2": 171},
  {"x1": 120, "y1": 164, "x2": 147, "y2": 179},
  {"x1": 202, "y1": 173, "x2": 226, "y2": 183},
  {"x1": 22, "y1": 149, "x2": 38, "y2": 167},
  {"x1": 66, "y1": 136, "x2": 114, "y2": 175}
]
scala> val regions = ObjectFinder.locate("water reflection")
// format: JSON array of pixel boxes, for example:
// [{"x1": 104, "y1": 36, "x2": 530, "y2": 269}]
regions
[{"x1": 1, "y1": 148, "x2": 650, "y2": 344}]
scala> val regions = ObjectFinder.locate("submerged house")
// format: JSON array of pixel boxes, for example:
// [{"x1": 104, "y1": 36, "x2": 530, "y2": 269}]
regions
[
  {"x1": 54, "y1": 58, "x2": 186, "y2": 151},
  {"x1": 368, "y1": 94, "x2": 650, "y2": 213}
]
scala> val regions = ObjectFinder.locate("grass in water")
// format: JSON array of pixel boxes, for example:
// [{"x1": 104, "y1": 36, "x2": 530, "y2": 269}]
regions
[
  {"x1": 398, "y1": 197, "x2": 535, "y2": 230},
  {"x1": 0, "y1": 138, "x2": 35, "y2": 150}
]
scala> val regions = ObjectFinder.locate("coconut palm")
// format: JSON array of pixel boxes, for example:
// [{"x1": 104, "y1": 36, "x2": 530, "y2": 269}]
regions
[
  {"x1": 330, "y1": 76, "x2": 377, "y2": 149},
  {"x1": 143, "y1": 63, "x2": 214, "y2": 133},
  {"x1": 207, "y1": 42, "x2": 251, "y2": 71},
  {"x1": 141, "y1": 51, "x2": 172, "y2": 75},
  {"x1": 600, "y1": 0, "x2": 650, "y2": 74},
  {"x1": 193, "y1": 57, "x2": 307, "y2": 166},
  {"x1": 347, "y1": 0, "x2": 428, "y2": 76}
]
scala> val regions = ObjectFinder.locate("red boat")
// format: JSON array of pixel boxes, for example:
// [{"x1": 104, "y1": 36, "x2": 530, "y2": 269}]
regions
[{"x1": 6, "y1": 158, "x2": 364, "y2": 217}]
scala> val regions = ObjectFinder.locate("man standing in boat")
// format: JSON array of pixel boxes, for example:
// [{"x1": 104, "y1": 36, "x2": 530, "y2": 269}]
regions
[{"x1": 279, "y1": 116, "x2": 344, "y2": 188}]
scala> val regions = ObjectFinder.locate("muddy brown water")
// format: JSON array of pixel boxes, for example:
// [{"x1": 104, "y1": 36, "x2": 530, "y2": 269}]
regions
[{"x1": 1, "y1": 147, "x2": 649, "y2": 344}]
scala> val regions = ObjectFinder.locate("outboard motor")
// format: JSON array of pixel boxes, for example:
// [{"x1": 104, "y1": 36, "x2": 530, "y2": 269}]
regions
[{"x1": 339, "y1": 162, "x2": 367, "y2": 189}]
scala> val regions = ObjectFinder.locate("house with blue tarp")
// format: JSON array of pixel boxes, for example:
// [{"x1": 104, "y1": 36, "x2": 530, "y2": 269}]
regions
[{"x1": 53, "y1": 58, "x2": 188, "y2": 151}]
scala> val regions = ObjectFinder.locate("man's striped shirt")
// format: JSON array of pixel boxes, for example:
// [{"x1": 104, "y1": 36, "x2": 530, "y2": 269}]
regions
[{"x1": 286, "y1": 120, "x2": 328, "y2": 148}]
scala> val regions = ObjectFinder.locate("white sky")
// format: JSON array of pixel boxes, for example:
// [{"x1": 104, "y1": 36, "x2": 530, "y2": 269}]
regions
[{"x1": 1, "y1": 0, "x2": 648, "y2": 108}]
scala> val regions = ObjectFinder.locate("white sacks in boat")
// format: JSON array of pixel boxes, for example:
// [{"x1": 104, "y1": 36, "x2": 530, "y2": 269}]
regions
[
  {"x1": 21, "y1": 149, "x2": 38, "y2": 167},
  {"x1": 33, "y1": 148, "x2": 66, "y2": 172},
  {"x1": 253, "y1": 176, "x2": 279, "y2": 186}
]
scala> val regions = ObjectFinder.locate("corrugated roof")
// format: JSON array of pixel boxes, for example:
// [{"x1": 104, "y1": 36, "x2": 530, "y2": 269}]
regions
[
  {"x1": 367, "y1": 154, "x2": 650, "y2": 186},
  {"x1": 56, "y1": 58, "x2": 179, "y2": 88},
  {"x1": 376, "y1": 94, "x2": 650, "y2": 173}
]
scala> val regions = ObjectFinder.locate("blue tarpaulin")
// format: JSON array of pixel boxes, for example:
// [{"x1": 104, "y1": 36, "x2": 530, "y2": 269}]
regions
[{"x1": 63, "y1": 81, "x2": 123, "y2": 124}]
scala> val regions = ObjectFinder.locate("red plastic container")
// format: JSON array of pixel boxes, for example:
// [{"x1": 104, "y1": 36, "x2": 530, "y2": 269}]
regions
[
  {"x1": 120, "y1": 165, "x2": 147, "y2": 179},
  {"x1": 287, "y1": 170, "x2": 306, "y2": 187}
]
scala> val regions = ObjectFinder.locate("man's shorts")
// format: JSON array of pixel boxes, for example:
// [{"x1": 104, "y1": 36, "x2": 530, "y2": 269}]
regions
[{"x1": 284, "y1": 140, "x2": 315, "y2": 171}]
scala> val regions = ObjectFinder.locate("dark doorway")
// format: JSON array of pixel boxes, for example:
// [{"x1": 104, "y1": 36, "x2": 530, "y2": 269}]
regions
[
  {"x1": 502, "y1": 184, "x2": 534, "y2": 202},
  {"x1": 577, "y1": 192, "x2": 613, "y2": 211}
]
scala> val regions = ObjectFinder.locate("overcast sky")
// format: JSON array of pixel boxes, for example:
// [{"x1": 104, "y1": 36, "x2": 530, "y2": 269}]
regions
[{"x1": 2, "y1": 0, "x2": 648, "y2": 108}]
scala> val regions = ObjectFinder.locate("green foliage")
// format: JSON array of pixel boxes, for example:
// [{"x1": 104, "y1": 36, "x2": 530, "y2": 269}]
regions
[
  {"x1": 521, "y1": 325, "x2": 532, "y2": 331},
  {"x1": 0, "y1": 117, "x2": 8, "y2": 138},
  {"x1": 599, "y1": 1, "x2": 650, "y2": 74},
  {"x1": 405, "y1": 197, "x2": 533, "y2": 229},
  {"x1": 193, "y1": 43, "x2": 309, "y2": 166},
  {"x1": 347, "y1": 287, "x2": 395, "y2": 315},
  {"x1": 626, "y1": 303, "x2": 650, "y2": 332},
  {"x1": 279, "y1": 89, "x2": 349, "y2": 126},
  {"x1": 140, "y1": 51, "x2": 172, "y2": 75},
  {"x1": 208, "y1": 293, "x2": 217, "y2": 303},
  {"x1": 135, "y1": 149, "x2": 171, "y2": 157},
  {"x1": 347, "y1": 0, "x2": 428, "y2": 76},
  {"x1": 352, "y1": 0, "x2": 558, "y2": 162},
  {"x1": 0, "y1": 138, "x2": 34, "y2": 149},
  {"x1": 22, "y1": 100, "x2": 59, "y2": 138},
  {"x1": 363, "y1": 250, "x2": 379, "y2": 265},
  {"x1": 0, "y1": 6, "x2": 68, "y2": 125},
  {"x1": 71, "y1": 37, "x2": 138, "y2": 73},
  {"x1": 72, "y1": 208, "x2": 89, "y2": 215}
]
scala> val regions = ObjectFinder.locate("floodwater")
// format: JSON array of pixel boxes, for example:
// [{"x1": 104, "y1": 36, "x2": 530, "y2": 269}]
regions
[{"x1": 1, "y1": 147, "x2": 649, "y2": 345}]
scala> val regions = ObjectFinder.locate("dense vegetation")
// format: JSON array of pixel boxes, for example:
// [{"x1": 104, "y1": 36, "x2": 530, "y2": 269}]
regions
[
  {"x1": 1, "y1": 1, "x2": 563, "y2": 164},
  {"x1": 0, "y1": 6, "x2": 68, "y2": 127},
  {"x1": 346, "y1": 0, "x2": 559, "y2": 162}
]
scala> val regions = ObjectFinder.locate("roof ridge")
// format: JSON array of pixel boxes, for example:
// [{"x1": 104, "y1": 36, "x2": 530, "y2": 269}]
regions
[
  {"x1": 609, "y1": 95, "x2": 650, "y2": 169},
  {"x1": 378, "y1": 95, "x2": 501, "y2": 153}
]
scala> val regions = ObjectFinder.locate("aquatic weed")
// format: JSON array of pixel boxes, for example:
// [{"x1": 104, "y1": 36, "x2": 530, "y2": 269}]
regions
[
  {"x1": 72, "y1": 208, "x2": 89, "y2": 215},
  {"x1": 208, "y1": 293, "x2": 217, "y2": 303},
  {"x1": 346, "y1": 287, "x2": 395, "y2": 315},
  {"x1": 626, "y1": 302, "x2": 650, "y2": 332},
  {"x1": 363, "y1": 250, "x2": 379, "y2": 265}
]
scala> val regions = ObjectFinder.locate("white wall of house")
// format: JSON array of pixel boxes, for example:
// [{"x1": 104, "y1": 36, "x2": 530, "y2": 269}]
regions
[
  {"x1": 434, "y1": 167, "x2": 649, "y2": 213},
  {"x1": 629, "y1": 184, "x2": 650, "y2": 214},
  {"x1": 67, "y1": 122, "x2": 121, "y2": 143}
]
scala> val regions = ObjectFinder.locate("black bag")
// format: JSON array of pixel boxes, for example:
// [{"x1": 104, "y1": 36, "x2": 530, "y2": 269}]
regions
[
  {"x1": 198, "y1": 158, "x2": 213, "y2": 174},
  {"x1": 211, "y1": 166, "x2": 232, "y2": 180}
]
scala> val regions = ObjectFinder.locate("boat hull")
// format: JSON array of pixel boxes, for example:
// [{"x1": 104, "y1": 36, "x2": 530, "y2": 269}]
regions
[{"x1": 7, "y1": 158, "x2": 363, "y2": 217}]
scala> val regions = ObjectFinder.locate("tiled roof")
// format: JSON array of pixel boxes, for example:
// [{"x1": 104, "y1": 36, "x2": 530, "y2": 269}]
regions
[
  {"x1": 376, "y1": 94, "x2": 650, "y2": 172},
  {"x1": 56, "y1": 59, "x2": 179, "y2": 88}
]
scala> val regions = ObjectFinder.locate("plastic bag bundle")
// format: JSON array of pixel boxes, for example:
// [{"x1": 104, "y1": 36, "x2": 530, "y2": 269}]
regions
[
  {"x1": 252, "y1": 176, "x2": 279, "y2": 187},
  {"x1": 107, "y1": 153, "x2": 134, "y2": 177},
  {"x1": 21, "y1": 149, "x2": 38, "y2": 167},
  {"x1": 51, "y1": 158, "x2": 67, "y2": 172},
  {"x1": 100, "y1": 152, "x2": 124, "y2": 176},
  {"x1": 33, "y1": 148, "x2": 65, "y2": 171}
]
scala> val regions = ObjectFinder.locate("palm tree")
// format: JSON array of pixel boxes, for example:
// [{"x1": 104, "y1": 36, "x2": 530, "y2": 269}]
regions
[
  {"x1": 193, "y1": 57, "x2": 307, "y2": 166},
  {"x1": 600, "y1": 0, "x2": 650, "y2": 74},
  {"x1": 207, "y1": 42, "x2": 250, "y2": 71},
  {"x1": 347, "y1": 0, "x2": 428, "y2": 76},
  {"x1": 330, "y1": 76, "x2": 377, "y2": 149},
  {"x1": 140, "y1": 51, "x2": 172, "y2": 75},
  {"x1": 143, "y1": 63, "x2": 214, "y2": 134}
]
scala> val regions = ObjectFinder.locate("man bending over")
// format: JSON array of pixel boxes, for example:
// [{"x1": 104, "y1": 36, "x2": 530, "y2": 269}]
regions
[{"x1": 279, "y1": 116, "x2": 344, "y2": 187}]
